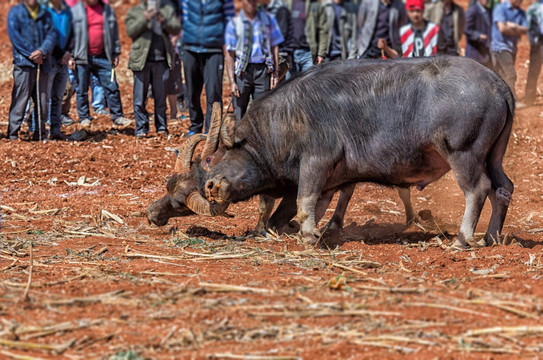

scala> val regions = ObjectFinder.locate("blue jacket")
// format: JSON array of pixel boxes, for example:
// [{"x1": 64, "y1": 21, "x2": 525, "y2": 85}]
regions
[
  {"x1": 7, "y1": 3, "x2": 57, "y2": 70},
  {"x1": 47, "y1": 1, "x2": 73, "y2": 65},
  {"x1": 182, "y1": 0, "x2": 234, "y2": 52}
]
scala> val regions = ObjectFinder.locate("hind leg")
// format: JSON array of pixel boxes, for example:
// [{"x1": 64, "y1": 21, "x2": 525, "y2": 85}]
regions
[
  {"x1": 451, "y1": 164, "x2": 492, "y2": 248},
  {"x1": 482, "y1": 180, "x2": 513, "y2": 246},
  {"x1": 323, "y1": 184, "x2": 355, "y2": 231}
]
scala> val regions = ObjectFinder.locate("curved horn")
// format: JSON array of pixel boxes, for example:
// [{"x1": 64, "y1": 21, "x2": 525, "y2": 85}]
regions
[
  {"x1": 220, "y1": 114, "x2": 237, "y2": 148},
  {"x1": 174, "y1": 134, "x2": 207, "y2": 173},
  {"x1": 186, "y1": 191, "x2": 229, "y2": 216},
  {"x1": 201, "y1": 102, "x2": 223, "y2": 160}
]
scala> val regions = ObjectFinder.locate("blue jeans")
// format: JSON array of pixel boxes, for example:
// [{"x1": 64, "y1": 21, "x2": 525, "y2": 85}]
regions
[
  {"x1": 75, "y1": 55, "x2": 123, "y2": 122},
  {"x1": 91, "y1": 74, "x2": 106, "y2": 111},
  {"x1": 46, "y1": 64, "x2": 69, "y2": 134},
  {"x1": 286, "y1": 48, "x2": 314, "y2": 80}
]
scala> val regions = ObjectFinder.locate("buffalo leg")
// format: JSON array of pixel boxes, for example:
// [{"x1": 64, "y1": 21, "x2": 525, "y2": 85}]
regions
[
  {"x1": 397, "y1": 187, "x2": 416, "y2": 225},
  {"x1": 254, "y1": 195, "x2": 275, "y2": 233},
  {"x1": 323, "y1": 184, "x2": 355, "y2": 231},
  {"x1": 297, "y1": 161, "x2": 328, "y2": 244},
  {"x1": 452, "y1": 165, "x2": 492, "y2": 248},
  {"x1": 267, "y1": 191, "x2": 298, "y2": 234},
  {"x1": 482, "y1": 171, "x2": 513, "y2": 246}
]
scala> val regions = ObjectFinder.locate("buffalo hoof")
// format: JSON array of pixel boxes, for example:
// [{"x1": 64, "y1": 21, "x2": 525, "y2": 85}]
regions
[{"x1": 450, "y1": 238, "x2": 470, "y2": 250}]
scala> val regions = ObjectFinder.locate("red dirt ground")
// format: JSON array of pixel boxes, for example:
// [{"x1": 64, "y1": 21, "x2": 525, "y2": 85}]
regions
[{"x1": 1, "y1": 0, "x2": 542, "y2": 359}]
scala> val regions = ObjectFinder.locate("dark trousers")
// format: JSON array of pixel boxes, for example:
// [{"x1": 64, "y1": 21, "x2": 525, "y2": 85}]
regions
[
  {"x1": 133, "y1": 61, "x2": 169, "y2": 135},
  {"x1": 233, "y1": 63, "x2": 270, "y2": 121},
  {"x1": 8, "y1": 65, "x2": 49, "y2": 140},
  {"x1": 492, "y1": 50, "x2": 517, "y2": 97},
  {"x1": 525, "y1": 42, "x2": 543, "y2": 103},
  {"x1": 182, "y1": 50, "x2": 224, "y2": 133},
  {"x1": 75, "y1": 55, "x2": 123, "y2": 122},
  {"x1": 47, "y1": 64, "x2": 69, "y2": 135}
]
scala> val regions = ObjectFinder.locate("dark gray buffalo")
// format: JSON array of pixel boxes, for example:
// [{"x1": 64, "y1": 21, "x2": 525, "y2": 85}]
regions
[{"x1": 148, "y1": 56, "x2": 514, "y2": 248}]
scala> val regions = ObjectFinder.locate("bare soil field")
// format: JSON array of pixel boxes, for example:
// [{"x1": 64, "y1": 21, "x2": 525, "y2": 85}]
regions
[{"x1": 1, "y1": 0, "x2": 543, "y2": 359}]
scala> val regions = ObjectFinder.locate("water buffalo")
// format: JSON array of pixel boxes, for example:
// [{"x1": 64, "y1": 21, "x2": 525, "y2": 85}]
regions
[{"x1": 148, "y1": 56, "x2": 514, "y2": 248}]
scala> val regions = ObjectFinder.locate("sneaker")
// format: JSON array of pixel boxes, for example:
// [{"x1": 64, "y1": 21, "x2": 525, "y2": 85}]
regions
[
  {"x1": 135, "y1": 132, "x2": 147, "y2": 138},
  {"x1": 61, "y1": 115, "x2": 74, "y2": 126},
  {"x1": 94, "y1": 108, "x2": 109, "y2": 116},
  {"x1": 50, "y1": 132, "x2": 68, "y2": 141},
  {"x1": 112, "y1": 116, "x2": 134, "y2": 129},
  {"x1": 80, "y1": 119, "x2": 91, "y2": 130},
  {"x1": 182, "y1": 130, "x2": 197, "y2": 138}
]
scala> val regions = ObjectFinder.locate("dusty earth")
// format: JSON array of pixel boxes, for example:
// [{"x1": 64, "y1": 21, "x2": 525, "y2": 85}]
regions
[{"x1": 1, "y1": 0, "x2": 543, "y2": 359}]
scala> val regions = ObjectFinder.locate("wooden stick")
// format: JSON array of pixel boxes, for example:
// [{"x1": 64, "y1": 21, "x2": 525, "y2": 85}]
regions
[{"x1": 22, "y1": 240, "x2": 33, "y2": 302}]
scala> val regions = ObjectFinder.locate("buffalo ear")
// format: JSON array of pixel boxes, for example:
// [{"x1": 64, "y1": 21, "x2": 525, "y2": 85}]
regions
[{"x1": 220, "y1": 114, "x2": 236, "y2": 148}]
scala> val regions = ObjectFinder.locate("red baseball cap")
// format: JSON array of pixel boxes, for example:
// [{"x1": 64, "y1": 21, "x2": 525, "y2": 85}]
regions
[{"x1": 406, "y1": 0, "x2": 424, "y2": 11}]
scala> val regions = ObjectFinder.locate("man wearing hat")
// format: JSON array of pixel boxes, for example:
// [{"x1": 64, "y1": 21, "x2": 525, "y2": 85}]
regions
[{"x1": 400, "y1": 0, "x2": 440, "y2": 57}]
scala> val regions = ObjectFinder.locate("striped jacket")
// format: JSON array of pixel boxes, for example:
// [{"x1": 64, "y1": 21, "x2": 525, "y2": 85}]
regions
[{"x1": 400, "y1": 21, "x2": 439, "y2": 57}]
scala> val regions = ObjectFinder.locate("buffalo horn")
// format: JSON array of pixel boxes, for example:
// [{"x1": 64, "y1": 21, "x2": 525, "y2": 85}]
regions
[
  {"x1": 201, "y1": 102, "x2": 222, "y2": 160},
  {"x1": 186, "y1": 191, "x2": 228, "y2": 216},
  {"x1": 174, "y1": 134, "x2": 207, "y2": 173}
]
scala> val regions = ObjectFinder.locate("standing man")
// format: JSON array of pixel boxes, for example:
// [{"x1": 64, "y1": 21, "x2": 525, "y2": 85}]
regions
[
  {"x1": 7, "y1": 0, "x2": 56, "y2": 140},
  {"x1": 354, "y1": 0, "x2": 407, "y2": 59},
  {"x1": 285, "y1": 0, "x2": 319, "y2": 77},
  {"x1": 70, "y1": 0, "x2": 132, "y2": 131},
  {"x1": 225, "y1": 0, "x2": 283, "y2": 121},
  {"x1": 464, "y1": 0, "x2": 492, "y2": 67},
  {"x1": 181, "y1": 0, "x2": 234, "y2": 136},
  {"x1": 125, "y1": 0, "x2": 181, "y2": 138},
  {"x1": 490, "y1": 0, "x2": 527, "y2": 97},
  {"x1": 315, "y1": 0, "x2": 357, "y2": 63},
  {"x1": 46, "y1": 0, "x2": 73, "y2": 141},
  {"x1": 424, "y1": 0, "x2": 465, "y2": 56},
  {"x1": 523, "y1": 0, "x2": 543, "y2": 106}
]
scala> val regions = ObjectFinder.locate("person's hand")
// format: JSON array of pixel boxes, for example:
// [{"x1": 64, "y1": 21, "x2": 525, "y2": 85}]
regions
[
  {"x1": 30, "y1": 50, "x2": 43, "y2": 64},
  {"x1": 479, "y1": 34, "x2": 488, "y2": 41},
  {"x1": 377, "y1": 38, "x2": 387, "y2": 50},
  {"x1": 231, "y1": 81, "x2": 240, "y2": 98},
  {"x1": 144, "y1": 8, "x2": 157, "y2": 21},
  {"x1": 61, "y1": 51, "x2": 71, "y2": 65},
  {"x1": 156, "y1": 12, "x2": 165, "y2": 24},
  {"x1": 68, "y1": 58, "x2": 76, "y2": 70},
  {"x1": 113, "y1": 57, "x2": 119, "y2": 68},
  {"x1": 270, "y1": 72, "x2": 278, "y2": 89},
  {"x1": 316, "y1": 56, "x2": 325, "y2": 65}
]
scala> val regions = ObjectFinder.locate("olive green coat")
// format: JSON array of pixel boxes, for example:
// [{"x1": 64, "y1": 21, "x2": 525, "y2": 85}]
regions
[{"x1": 125, "y1": 0, "x2": 181, "y2": 72}]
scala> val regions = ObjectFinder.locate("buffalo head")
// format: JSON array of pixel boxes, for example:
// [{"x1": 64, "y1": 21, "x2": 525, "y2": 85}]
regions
[{"x1": 146, "y1": 103, "x2": 236, "y2": 226}]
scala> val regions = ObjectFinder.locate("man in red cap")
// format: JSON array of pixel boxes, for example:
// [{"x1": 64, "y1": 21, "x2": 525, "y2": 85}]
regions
[{"x1": 400, "y1": 0, "x2": 440, "y2": 57}]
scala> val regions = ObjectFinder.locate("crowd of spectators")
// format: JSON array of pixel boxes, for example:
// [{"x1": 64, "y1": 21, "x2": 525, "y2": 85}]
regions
[{"x1": 5, "y1": 0, "x2": 541, "y2": 141}]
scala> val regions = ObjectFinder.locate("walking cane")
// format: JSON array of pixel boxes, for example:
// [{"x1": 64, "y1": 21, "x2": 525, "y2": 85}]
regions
[{"x1": 36, "y1": 64, "x2": 43, "y2": 142}]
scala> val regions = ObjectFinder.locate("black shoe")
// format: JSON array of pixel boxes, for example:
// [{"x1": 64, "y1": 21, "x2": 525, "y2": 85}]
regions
[{"x1": 50, "y1": 132, "x2": 68, "y2": 141}]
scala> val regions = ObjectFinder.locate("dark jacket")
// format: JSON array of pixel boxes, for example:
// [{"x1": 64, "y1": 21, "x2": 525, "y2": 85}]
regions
[
  {"x1": 424, "y1": 0, "x2": 465, "y2": 53},
  {"x1": 71, "y1": 0, "x2": 121, "y2": 65},
  {"x1": 317, "y1": 0, "x2": 357, "y2": 59},
  {"x1": 125, "y1": 0, "x2": 181, "y2": 72},
  {"x1": 465, "y1": 2, "x2": 492, "y2": 64},
  {"x1": 267, "y1": 0, "x2": 294, "y2": 54},
  {"x1": 355, "y1": 0, "x2": 407, "y2": 58},
  {"x1": 7, "y1": 3, "x2": 57, "y2": 70},
  {"x1": 182, "y1": 0, "x2": 234, "y2": 51}
]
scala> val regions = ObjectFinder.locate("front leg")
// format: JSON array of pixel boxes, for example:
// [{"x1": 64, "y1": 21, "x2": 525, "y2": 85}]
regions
[
  {"x1": 297, "y1": 161, "x2": 328, "y2": 244},
  {"x1": 254, "y1": 195, "x2": 275, "y2": 233}
]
